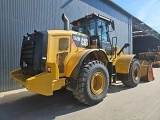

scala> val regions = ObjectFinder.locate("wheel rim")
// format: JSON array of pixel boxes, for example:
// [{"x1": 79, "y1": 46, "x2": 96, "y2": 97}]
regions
[
  {"x1": 133, "y1": 66, "x2": 140, "y2": 81},
  {"x1": 91, "y1": 72, "x2": 105, "y2": 95}
]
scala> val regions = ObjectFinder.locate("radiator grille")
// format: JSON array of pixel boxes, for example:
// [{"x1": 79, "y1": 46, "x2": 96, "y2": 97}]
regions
[{"x1": 20, "y1": 31, "x2": 48, "y2": 76}]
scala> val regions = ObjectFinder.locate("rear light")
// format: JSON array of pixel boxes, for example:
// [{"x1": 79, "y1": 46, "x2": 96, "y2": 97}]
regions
[{"x1": 47, "y1": 67, "x2": 51, "y2": 72}]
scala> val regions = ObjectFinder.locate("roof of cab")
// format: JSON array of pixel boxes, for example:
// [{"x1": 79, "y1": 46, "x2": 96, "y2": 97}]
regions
[{"x1": 71, "y1": 13, "x2": 112, "y2": 26}]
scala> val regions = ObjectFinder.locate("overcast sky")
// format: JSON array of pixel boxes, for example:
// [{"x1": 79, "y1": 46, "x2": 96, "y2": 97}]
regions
[{"x1": 113, "y1": 0, "x2": 160, "y2": 33}]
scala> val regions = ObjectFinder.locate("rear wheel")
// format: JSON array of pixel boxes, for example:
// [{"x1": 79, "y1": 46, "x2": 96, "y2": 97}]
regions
[
  {"x1": 121, "y1": 59, "x2": 141, "y2": 87},
  {"x1": 73, "y1": 60, "x2": 109, "y2": 105}
]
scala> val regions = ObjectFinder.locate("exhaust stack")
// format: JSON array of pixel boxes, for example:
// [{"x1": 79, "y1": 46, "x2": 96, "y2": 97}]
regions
[{"x1": 62, "y1": 13, "x2": 69, "y2": 30}]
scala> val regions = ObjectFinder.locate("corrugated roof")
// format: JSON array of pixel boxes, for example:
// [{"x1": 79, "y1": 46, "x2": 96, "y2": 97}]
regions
[{"x1": 101, "y1": 0, "x2": 159, "y2": 39}]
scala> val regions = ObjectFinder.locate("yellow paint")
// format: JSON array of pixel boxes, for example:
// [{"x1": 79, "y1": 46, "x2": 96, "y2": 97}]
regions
[
  {"x1": 152, "y1": 61, "x2": 160, "y2": 66},
  {"x1": 65, "y1": 49, "x2": 108, "y2": 77},
  {"x1": 139, "y1": 60, "x2": 149, "y2": 77},
  {"x1": 65, "y1": 49, "x2": 91, "y2": 77},
  {"x1": 107, "y1": 46, "x2": 123, "y2": 65},
  {"x1": 91, "y1": 45, "x2": 97, "y2": 49},
  {"x1": 10, "y1": 63, "x2": 65, "y2": 96},
  {"x1": 91, "y1": 72, "x2": 105, "y2": 95},
  {"x1": 10, "y1": 30, "x2": 88, "y2": 96},
  {"x1": 10, "y1": 29, "x2": 141, "y2": 96},
  {"x1": 115, "y1": 54, "x2": 135, "y2": 74},
  {"x1": 48, "y1": 30, "x2": 87, "y2": 77},
  {"x1": 27, "y1": 72, "x2": 54, "y2": 96},
  {"x1": 46, "y1": 35, "x2": 58, "y2": 63},
  {"x1": 10, "y1": 69, "x2": 29, "y2": 87},
  {"x1": 52, "y1": 79, "x2": 65, "y2": 91}
]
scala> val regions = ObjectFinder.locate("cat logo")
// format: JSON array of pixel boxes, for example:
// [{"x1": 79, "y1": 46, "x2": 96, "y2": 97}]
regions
[{"x1": 81, "y1": 38, "x2": 88, "y2": 46}]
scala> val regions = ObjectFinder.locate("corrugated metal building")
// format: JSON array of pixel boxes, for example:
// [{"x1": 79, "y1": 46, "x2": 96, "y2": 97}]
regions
[
  {"x1": 132, "y1": 18, "x2": 160, "y2": 54},
  {"x1": 0, "y1": 0, "x2": 156, "y2": 92}
]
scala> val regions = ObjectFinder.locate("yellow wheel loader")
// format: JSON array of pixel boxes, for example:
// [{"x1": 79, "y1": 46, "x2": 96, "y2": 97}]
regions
[
  {"x1": 139, "y1": 46, "x2": 160, "y2": 68},
  {"x1": 10, "y1": 13, "x2": 154, "y2": 105}
]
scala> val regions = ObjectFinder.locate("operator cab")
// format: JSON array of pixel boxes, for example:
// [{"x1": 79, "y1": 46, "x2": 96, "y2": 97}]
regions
[{"x1": 71, "y1": 13, "x2": 115, "y2": 50}]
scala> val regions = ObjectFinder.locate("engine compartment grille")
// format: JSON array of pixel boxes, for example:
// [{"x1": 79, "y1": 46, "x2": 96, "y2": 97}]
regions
[{"x1": 20, "y1": 31, "x2": 48, "y2": 76}]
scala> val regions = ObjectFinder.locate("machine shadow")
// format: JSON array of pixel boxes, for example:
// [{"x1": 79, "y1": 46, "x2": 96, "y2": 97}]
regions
[
  {"x1": 108, "y1": 79, "x2": 151, "y2": 93},
  {"x1": 108, "y1": 81, "x2": 132, "y2": 93},
  {"x1": 0, "y1": 81, "x2": 150, "y2": 120},
  {"x1": 139, "y1": 80, "x2": 152, "y2": 84},
  {"x1": 0, "y1": 89, "x2": 88, "y2": 120}
]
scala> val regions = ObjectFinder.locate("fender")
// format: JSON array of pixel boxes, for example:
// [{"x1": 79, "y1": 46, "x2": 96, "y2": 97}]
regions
[
  {"x1": 115, "y1": 54, "x2": 135, "y2": 74},
  {"x1": 65, "y1": 49, "x2": 108, "y2": 78}
]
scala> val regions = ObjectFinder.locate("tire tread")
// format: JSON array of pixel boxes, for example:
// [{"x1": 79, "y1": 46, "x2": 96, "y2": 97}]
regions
[
  {"x1": 121, "y1": 59, "x2": 141, "y2": 87},
  {"x1": 73, "y1": 60, "x2": 109, "y2": 105}
]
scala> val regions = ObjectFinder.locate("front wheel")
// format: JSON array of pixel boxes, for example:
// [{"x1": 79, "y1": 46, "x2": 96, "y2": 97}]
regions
[
  {"x1": 73, "y1": 60, "x2": 109, "y2": 105},
  {"x1": 121, "y1": 59, "x2": 141, "y2": 87}
]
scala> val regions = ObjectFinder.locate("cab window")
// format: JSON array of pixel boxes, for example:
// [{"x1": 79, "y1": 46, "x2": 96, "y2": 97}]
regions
[{"x1": 97, "y1": 21, "x2": 108, "y2": 41}]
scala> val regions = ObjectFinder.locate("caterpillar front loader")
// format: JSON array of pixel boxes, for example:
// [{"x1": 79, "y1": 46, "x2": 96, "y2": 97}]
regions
[
  {"x1": 139, "y1": 46, "x2": 160, "y2": 68},
  {"x1": 10, "y1": 13, "x2": 154, "y2": 105}
]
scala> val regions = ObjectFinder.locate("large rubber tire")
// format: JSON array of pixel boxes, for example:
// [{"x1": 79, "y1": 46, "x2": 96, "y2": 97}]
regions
[
  {"x1": 73, "y1": 60, "x2": 109, "y2": 105},
  {"x1": 121, "y1": 59, "x2": 141, "y2": 87}
]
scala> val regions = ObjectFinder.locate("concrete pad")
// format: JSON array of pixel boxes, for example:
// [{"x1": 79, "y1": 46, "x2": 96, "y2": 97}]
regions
[
  {"x1": 0, "y1": 88, "x2": 27, "y2": 96},
  {"x1": 0, "y1": 69, "x2": 160, "y2": 120}
]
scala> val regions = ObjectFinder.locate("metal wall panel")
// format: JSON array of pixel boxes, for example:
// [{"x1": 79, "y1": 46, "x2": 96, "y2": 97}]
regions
[{"x1": 0, "y1": 0, "x2": 131, "y2": 92}]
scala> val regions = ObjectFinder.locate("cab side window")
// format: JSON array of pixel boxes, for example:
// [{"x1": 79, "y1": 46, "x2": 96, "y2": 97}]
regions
[{"x1": 97, "y1": 21, "x2": 107, "y2": 42}]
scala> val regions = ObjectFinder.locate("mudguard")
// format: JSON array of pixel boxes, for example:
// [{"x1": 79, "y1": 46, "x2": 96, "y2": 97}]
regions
[
  {"x1": 115, "y1": 55, "x2": 135, "y2": 74},
  {"x1": 65, "y1": 49, "x2": 108, "y2": 78}
]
